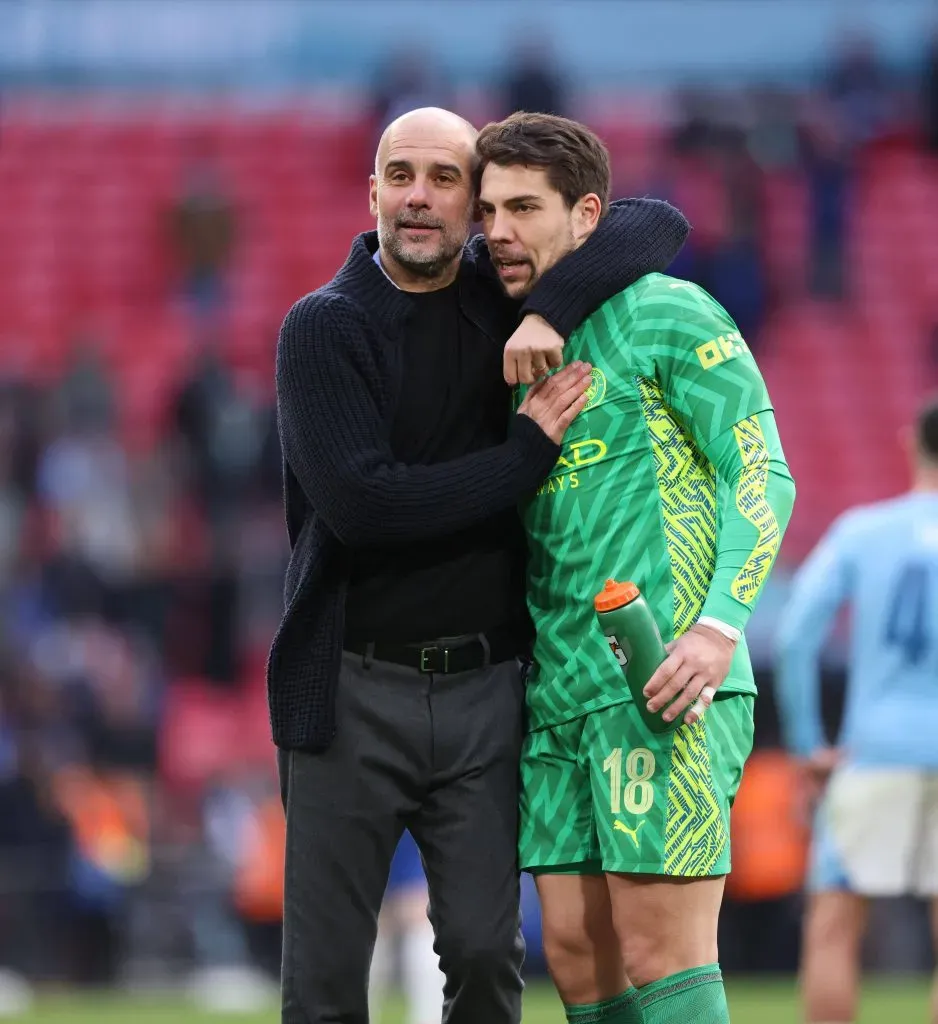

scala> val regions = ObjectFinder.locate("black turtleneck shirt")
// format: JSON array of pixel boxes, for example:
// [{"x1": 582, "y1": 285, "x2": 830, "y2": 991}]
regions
[{"x1": 344, "y1": 278, "x2": 528, "y2": 643}]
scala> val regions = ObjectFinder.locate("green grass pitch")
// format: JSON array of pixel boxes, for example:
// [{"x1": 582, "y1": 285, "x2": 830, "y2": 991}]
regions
[{"x1": 8, "y1": 977, "x2": 930, "y2": 1022}]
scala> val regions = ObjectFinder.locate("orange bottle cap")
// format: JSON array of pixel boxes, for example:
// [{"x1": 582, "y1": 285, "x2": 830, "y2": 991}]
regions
[{"x1": 594, "y1": 578, "x2": 640, "y2": 612}]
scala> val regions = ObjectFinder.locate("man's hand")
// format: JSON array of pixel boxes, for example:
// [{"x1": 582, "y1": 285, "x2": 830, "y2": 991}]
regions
[
  {"x1": 504, "y1": 314, "x2": 565, "y2": 386},
  {"x1": 643, "y1": 623, "x2": 737, "y2": 726},
  {"x1": 518, "y1": 362, "x2": 592, "y2": 444},
  {"x1": 799, "y1": 746, "x2": 841, "y2": 807}
]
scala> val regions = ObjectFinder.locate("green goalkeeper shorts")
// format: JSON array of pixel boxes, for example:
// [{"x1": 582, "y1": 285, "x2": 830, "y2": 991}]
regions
[{"x1": 519, "y1": 694, "x2": 754, "y2": 876}]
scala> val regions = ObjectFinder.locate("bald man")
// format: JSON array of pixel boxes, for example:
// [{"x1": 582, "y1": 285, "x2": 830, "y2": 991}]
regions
[
  {"x1": 271, "y1": 107, "x2": 690, "y2": 1023},
  {"x1": 371, "y1": 108, "x2": 476, "y2": 282}
]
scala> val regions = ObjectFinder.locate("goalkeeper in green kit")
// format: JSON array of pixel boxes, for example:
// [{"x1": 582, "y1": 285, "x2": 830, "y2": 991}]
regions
[{"x1": 476, "y1": 113, "x2": 796, "y2": 1024}]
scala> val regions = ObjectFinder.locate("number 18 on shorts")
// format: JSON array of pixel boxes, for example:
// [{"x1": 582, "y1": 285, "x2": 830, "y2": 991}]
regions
[{"x1": 518, "y1": 696, "x2": 755, "y2": 876}]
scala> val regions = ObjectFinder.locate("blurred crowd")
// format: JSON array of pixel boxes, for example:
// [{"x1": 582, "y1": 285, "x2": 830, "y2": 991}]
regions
[
  {"x1": 373, "y1": 29, "x2": 938, "y2": 342},
  {"x1": 0, "y1": 333, "x2": 286, "y2": 996},
  {"x1": 0, "y1": 26, "x2": 937, "y2": 999},
  {"x1": 650, "y1": 30, "x2": 903, "y2": 330}
]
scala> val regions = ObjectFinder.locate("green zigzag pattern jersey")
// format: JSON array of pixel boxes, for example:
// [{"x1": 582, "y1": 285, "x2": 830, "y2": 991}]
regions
[{"x1": 517, "y1": 273, "x2": 773, "y2": 733}]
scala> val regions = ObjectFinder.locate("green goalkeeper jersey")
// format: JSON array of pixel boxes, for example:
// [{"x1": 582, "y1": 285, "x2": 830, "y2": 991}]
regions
[{"x1": 517, "y1": 273, "x2": 795, "y2": 733}]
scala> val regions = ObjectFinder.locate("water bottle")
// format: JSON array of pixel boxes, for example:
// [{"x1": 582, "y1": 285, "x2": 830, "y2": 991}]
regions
[{"x1": 593, "y1": 578, "x2": 679, "y2": 733}]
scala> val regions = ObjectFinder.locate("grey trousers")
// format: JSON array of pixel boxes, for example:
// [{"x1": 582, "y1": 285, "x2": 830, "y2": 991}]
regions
[{"x1": 278, "y1": 650, "x2": 526, "y2": 1024}]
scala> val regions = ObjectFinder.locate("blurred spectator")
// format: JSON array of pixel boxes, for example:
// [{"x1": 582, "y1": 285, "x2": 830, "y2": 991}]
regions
[
  {"x1": 173, "y1": 347, "x2": 277, "y2": 684},
  {"x1": 36, "y1": 424, "x2": 138, "y2": 594},
  {"x1": 800, "y1": 105, "x2": 853, "y2": 300},
  {"x1": 0, "y1": 686, "x2": 73, "y2": 984},
  {"x1": 174, "y1": 345, "x2": 271, "y2": 530},
  {"x1": 0, "y1": 388, "x2": 36, "y2": 596},
  {"x1": 79, "y1": 634, "x2": 159, "y2": 773},
  {"x1": 653, "y1": 97, "x2": 769, "y2": 345},
  {"x1": 746, "y1": 88, "x2": 802, "y2": 172},
  {"x1": 719, "y1": 750, "x2": 808, "y2": 973},
  {"x1": 641, "y1": 146, "x2": 705, "y2": 284},
  {"x1": 670, "y1": 87, "x2": 724, "y2": 157},
  {"x1": 55, "y1": 341, "x2": 115, "y2": 437},
  {"x1": 702, "y1": 133, "x2": 769, "y2": 348},
  {"x1": 156, "y1": 762, "x2": 286, "y2": 1004},
  {"x1": 54, "y1": 761, "x2": 150, "y2": 985},
  {"x1": 223, "y1": 771, "x2": 284, "y2": 979},
  {"x1": 501, "y1": 37, "x2": 567, "y2": 117},
  {"x1": 923, "y1": 26, "x2": 938, "y2": 154},
  {"x1": 370, "y1": 50, "x2": 452, "y2": 139},
  {"x1": 825, "y1": 31, "x2": 892, "y2": 149},
  {"x1": 169, "y1": 140, "x2": 237, "y2": 328}
]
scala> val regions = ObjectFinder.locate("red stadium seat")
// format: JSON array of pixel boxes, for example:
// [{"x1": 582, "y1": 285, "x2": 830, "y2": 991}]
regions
[{"x1": 158, "y1": 680, "x2": 246, "y2": 790}]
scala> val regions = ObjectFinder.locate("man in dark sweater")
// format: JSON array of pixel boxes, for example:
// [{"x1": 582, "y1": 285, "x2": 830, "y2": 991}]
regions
[{"x1": 272, "y1": 107, "x2": 689, "y2": 1024}]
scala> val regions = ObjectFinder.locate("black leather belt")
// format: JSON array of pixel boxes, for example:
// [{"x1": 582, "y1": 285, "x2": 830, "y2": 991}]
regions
[{"x1": 344, "y1": 629, "x2": 522, "y2": 674}]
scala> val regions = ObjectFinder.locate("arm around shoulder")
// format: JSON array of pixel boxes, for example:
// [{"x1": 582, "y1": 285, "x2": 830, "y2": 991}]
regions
[
  {"x1": 520, "y1": 198, "x2": 691, "y2": 337},
  {"x1": 467, "y1": 198, "x2": 691, "y2": 341},
  {"x1": 276, "y1": 292, "x2": 560, "y2": 546}
]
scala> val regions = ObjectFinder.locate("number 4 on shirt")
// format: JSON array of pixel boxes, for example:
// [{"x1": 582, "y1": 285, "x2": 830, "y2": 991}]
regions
[{"x1": 884, "y1": 562, "x2": 931, "y2": 665}]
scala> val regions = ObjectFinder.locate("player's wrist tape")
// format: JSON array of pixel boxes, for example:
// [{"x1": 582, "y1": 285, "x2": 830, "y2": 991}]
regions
[{"x1": 697, "y1": 616, "x2": 742, "y2": 642}]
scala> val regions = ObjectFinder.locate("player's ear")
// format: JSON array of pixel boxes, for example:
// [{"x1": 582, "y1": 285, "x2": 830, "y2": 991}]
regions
[
  {"x1": 573, "y1": 193, "x2": 602, "y2": 242},
  {"x1": 369, "y1": 175, "x2": 379, "y2": 219}
]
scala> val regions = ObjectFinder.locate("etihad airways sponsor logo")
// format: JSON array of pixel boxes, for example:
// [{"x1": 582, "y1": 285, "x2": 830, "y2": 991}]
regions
[{"x1": 535, "y1": 438, "x2": 608, "y2": 497}]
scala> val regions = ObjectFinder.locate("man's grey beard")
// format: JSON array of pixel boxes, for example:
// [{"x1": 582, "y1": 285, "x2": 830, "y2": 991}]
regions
[{"x1": 378, "y1": 218, "x2": 469, "y2": 280}]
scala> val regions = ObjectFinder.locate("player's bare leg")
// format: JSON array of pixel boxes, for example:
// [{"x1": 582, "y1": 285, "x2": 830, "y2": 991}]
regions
[
  {"x1": 607, "y1": 874, "x2": 723, "y2": 983},
  {"x1": 606, "y1": 874, "x2": 728, "y2": 1021},
  {"x1": 535, "y1": 874, "x2": 643, "y2": 1021},
  {"x1": 800, "y1": 890, "x2": 867, "y2": 1024},
  {"x1": 536, "y1": 875, "x2": 627, "y2": 1002}
]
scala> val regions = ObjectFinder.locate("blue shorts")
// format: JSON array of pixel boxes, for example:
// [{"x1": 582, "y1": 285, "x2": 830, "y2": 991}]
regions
[{"x1": 386, "y1": 831, "x2": 427, "y2": 893}]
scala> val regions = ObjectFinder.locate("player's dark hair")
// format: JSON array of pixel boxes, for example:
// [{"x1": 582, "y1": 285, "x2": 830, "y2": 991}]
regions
[
  {"x1": 916, "y1": 395, "x2": 938, "y2": 460},
  {"x1": 475, "y1": 112, "x2": 611, "y2": 215}
]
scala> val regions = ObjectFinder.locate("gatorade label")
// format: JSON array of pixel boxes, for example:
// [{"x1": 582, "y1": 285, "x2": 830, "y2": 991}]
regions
[{"x1": 605, "y1": 634, "x2": 628, "y2": 669}]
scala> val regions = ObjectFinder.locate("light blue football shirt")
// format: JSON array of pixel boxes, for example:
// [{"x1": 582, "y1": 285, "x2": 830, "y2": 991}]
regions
[{"x1": 775, "y1": 492, "x2": 938, "y2": 767}]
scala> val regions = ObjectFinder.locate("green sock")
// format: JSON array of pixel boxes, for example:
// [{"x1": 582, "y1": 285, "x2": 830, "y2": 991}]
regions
[
  {"x1": 638, "y1": 964, "x2": 729, "y2": 1023},
  {"x1": 565, "y1": 987, "x2": 645, "y2": 1023}
]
